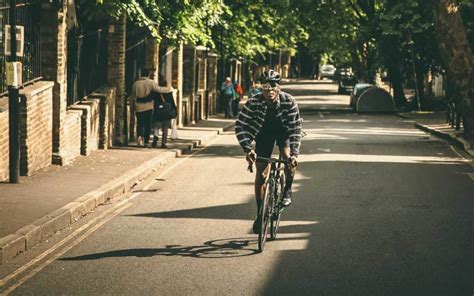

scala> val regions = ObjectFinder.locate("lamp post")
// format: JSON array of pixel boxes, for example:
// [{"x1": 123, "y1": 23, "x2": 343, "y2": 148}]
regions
[
  {"x1": 205, "y1": 17, "x2": 210, "y2": 120},
  {"x1": 8, "y1": 0, "x2": 20, "y2": 183}
]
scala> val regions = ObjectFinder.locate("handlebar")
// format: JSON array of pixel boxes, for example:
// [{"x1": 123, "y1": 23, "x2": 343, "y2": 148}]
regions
[{"x1": 247, "y1": 157, "x2": 288, "y2": 173}]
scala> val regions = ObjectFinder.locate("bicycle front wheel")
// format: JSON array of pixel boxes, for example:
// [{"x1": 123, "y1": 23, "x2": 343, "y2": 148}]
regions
[
  {"x1": 258, "y1": 178, "x2": 273, "y2": 252},
  {"x1": 270, "y1": 171, "x2": 285, "y2": 240}
]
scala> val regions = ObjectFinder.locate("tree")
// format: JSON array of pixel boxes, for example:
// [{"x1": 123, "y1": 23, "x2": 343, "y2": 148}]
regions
[{"x1": 428, "y1": 0, "x2": 474, "y2": 136}]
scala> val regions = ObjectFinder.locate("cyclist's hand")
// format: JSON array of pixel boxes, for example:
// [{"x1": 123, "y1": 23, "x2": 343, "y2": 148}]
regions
[
  {"x1": 288, "y1": 156, "x2": 298, "y2": 168},
  {"x1": 246, "y1": 150, "x2": 257, "y2": 164}
]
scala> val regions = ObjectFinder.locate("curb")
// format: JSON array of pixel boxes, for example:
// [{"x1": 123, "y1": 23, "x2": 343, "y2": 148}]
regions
[
  {"x1": 397, "y1": 112, "x2": 474, "y2": 157},
  {"x1": 0, "y1": 121, "x2": 235, "y2": 264},
  {"x1": 414, "y1": 123, "x2": 474, "y2": 157}
]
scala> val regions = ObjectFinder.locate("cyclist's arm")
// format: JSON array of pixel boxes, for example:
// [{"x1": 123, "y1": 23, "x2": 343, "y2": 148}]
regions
[
  {"x1": 235, "y1": 99, "x2": 256, "y2": 154},
  {"x1": 287, "y1": 96, "x2": 302, "y2": 157}
]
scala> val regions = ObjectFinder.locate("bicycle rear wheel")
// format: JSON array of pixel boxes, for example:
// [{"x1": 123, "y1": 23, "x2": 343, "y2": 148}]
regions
[
  {"x1": 270, "y1": 171, "x2": 285, "y2": 239},
  {"x1": 258, "y1": 178, "x2": 273, "y2": 252}
]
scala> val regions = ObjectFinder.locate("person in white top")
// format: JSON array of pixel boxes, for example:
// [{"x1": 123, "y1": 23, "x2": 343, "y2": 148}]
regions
[{"x1": 130, "y1": 68, "x2": 173, "y2": 147}]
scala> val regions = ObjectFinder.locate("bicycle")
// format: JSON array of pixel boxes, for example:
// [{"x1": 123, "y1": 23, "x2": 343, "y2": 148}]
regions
[{"x1": 248, "y1": 157, "x2": 287, "y2": 252}]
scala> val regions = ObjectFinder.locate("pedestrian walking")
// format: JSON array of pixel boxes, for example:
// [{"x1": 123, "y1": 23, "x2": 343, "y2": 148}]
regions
[
  {"x1": 248, "y1": 80, "x2": 261, "y2": 98},
  {"x1": 152, "y1": 74, "x2": 177, "y2": 148},
  {"x1": 233, "y1": 80, "x2": 243, "y2": 117},
  {"x1": 221, "y1": 77, "x2": 236, "y2": 118},
  {"x1": 130, "y1": 68, "x2": 173, "y2": 147}
]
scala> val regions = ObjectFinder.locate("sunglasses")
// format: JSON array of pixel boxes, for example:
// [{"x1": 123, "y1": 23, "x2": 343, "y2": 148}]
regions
[{"x1": 261, "y1": 83, "x2": 279, "y2": 91}]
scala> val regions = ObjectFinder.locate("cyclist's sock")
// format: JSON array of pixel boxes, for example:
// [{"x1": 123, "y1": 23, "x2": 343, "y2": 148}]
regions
[{"x1": 255, "y1": 196, "x2": 262, "y2": 212}]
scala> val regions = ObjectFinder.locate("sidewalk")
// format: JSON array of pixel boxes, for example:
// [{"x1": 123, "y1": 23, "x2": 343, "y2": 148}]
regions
[
  {"x1": 398, "y1": 111, "x2": 474, "y2": 157},
  {"x1": 0, "y1": 115, "x2": 235, "y2": 264}
]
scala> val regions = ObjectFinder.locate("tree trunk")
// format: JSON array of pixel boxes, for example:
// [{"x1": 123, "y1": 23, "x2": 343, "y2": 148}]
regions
[
  {"x1": 378, "y1": 31, "x2": 407, "y2": 107},
  {"x1": 387, "y1": 65, "x2": 407, "y2": 107},
  {"x1": 351, "y1": 42, "x2": 368, "y2": 82},
  {"x1": 416, "y1": 65, "x2": 427, "y2": 109},
  {"x1": 429, "y1": 0, "x2": 474, "y2": 137}
]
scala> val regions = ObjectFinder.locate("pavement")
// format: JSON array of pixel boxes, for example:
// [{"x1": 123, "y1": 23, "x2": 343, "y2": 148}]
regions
[
  {"x1": 1, "y1": 108, "x2": 472, "y2": 265},
  {"x1": 0, "y1": 115, "x2": 235, "y2": 264},
  {"x1": 398, "y1": 111, "x2": 474, "y2": 157}
]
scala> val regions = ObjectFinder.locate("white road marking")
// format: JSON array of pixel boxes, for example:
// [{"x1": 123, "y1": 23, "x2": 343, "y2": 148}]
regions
[
  {"x1": 317, "y1": 148, "x2": 331, "y2": 153},
  {"x1": 299, "y1": 153, "x2": 470, "y2": 165}
]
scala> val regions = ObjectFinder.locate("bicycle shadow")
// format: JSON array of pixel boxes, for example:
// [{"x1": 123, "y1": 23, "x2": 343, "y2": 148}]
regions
[{"x1": 59, "y1": 237, "x2": 260, "y2": 261}]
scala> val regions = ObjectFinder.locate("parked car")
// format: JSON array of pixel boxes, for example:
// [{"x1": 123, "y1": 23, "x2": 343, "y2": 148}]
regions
[
  {"x1": 338, "y1": 76, "x2": 357, "y2": 94},
  {"x1": 333, "y1": 67, "x2": 353, "y2": 83},
  {"x1": 319, "y1": 64, "x2": 336, "y2": 80},
  {"x1": 350, "y1": 83, "x2": 374, "y2": 108}
]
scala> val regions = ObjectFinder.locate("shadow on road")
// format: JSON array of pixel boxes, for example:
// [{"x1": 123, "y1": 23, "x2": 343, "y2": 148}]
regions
[
  {"x1": 126, "y1": 202, "x2": 254, "y2": 221},
  {"x1": 59, "y1": 237, "x2": 259, "y2": 260}
]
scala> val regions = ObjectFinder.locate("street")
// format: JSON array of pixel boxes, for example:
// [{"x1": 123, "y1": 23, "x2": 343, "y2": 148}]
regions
[{"x1": 1, "y1": 80, "x2": 473, "y2": 295}]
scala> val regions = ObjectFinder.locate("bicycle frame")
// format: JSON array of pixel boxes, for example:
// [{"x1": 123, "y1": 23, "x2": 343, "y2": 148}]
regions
[{"x1": 252, "y1": 157, "x2": 287, "y2": 252}]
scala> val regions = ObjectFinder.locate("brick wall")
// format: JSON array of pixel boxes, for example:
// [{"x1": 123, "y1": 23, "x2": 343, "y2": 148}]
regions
[
  {"x1": 0, "y1": 98, "x2": 9, "y2": 181},
  {"x1": 19, "y1": 82, "x2": 54, "y2": 175}
]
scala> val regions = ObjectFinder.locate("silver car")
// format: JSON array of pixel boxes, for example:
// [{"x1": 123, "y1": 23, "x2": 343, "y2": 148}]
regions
[{"x1": 319, "y1": 64, "x2": 336, "y2": 80}]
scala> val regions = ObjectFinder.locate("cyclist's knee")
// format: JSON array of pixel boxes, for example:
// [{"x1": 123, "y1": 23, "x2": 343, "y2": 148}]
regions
[{"x1": 279, "y1": 147, "x2": 290, "y2": 159}]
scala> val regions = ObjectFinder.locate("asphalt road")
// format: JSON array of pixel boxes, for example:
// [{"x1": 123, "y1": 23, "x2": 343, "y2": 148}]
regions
[{"x1": 2, "y1": 80, "x2": 473, "y2": 295}]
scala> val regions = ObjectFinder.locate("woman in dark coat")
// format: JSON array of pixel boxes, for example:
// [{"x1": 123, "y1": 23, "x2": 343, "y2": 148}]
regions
[{"x1": 152, "y1": 75, "x2": 177, "y2": 148}]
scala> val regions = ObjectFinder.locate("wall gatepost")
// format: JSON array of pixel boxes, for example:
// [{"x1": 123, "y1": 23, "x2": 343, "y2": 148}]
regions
[
  {"x1": 40, "y1": 1, "x2": 69, "y2": 165},
  {"x1": 183, "y1": 45, "x2": 197, "y2": 125},
  {"x1": 107, "y1": 14, "x2": 126, "y2": 146},
  {"x1": 171, "y1": 43, "x2": 184, "y2": 127}
]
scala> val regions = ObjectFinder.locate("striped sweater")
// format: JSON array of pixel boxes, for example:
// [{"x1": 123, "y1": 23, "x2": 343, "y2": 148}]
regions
[{"x1": 235, "y1": 91, "x2": 302, "y2": 156}]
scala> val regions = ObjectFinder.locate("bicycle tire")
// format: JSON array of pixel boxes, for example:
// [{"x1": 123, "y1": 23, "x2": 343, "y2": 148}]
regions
[
  {"x1": 258, "y1": 178, "x2": 273, "y2": 252},
  {"x1": 270, "y1": 171, "x2": 285, "y2": 239}
]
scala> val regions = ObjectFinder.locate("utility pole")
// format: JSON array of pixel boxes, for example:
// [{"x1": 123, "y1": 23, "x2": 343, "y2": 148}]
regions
[
  {"x1": 8, "y1": 0, "x2": 20, "y2": 183},
  {"x1": 205, "y1": 17, "x2": 210, "y2": 120}
]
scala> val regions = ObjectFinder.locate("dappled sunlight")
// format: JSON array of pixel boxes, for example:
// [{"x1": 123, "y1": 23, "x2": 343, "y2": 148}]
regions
[
  {"x1": 304, "y1": 127, "x2": 427, "y2": 137},
  {"x1": 298, "y1": 99, "x2": 349, "y2": 105},
  {"x1": 317, "y1": 119, "x2": 368, "y2": 123},
  {"x1": 266, "y1": 229, "x2": 316, "y2": 251},
  {"x1": 302, "y1": 133, "x2": 349, "y2": 140},
  {"x1": 299, "y1": 153, "x2": 470, "y2": 165}
]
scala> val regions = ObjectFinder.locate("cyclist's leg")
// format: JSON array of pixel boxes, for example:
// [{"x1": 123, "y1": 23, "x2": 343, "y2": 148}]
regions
[
  {"x1": 254, "y1": 133, "x2": 275, "y2": 209},
  {"x1": 277, "y1": 137, "x2": 295, "y2": 204}
]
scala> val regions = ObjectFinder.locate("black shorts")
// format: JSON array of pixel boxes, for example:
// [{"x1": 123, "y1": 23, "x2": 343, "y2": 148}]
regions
[{"x1": 255, "y1": 133, "x2": 290, "y2": 159}]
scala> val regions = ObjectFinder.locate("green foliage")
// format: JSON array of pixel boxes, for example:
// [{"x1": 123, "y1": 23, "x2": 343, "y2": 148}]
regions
[
  {"x1": 97, "y1": 0, "x2": 162, "y2": 39},
  {"x1": 212, "y1": 0, "x2": 308, "y2": 60}
]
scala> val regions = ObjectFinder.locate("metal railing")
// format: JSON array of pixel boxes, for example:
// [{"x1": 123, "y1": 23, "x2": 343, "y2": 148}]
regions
[
  {"x1": 67, "y1": 27, "x2": 108, "y2": 106},
  {"x1": 125, "y1": 36, "x2": 147, "y2": 96},
  {"x1": 0, "y1": 0, "x2": 42, "y2": 95}
]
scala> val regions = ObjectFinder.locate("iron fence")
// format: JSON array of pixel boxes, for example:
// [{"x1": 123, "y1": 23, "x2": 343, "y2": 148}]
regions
[
  {"x1": 0, "y1": 0, "x2": 42, "y2": 95},
  {"x1": 67, "y1": 27, "x2": 108, "y2": 106},
  {"x1": 125, "y1": 28, "x2": 147, "y2": 96}
]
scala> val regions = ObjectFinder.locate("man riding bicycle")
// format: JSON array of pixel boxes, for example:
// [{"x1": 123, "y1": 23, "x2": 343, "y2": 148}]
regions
[{"x1": 235, "y1": 70, "x2": 302, "y2": 234}]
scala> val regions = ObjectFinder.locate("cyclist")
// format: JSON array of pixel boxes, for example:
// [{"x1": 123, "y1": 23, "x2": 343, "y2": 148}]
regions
[{"x1": 235, "y1": 70, "x2": 302, "y2": 234}]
